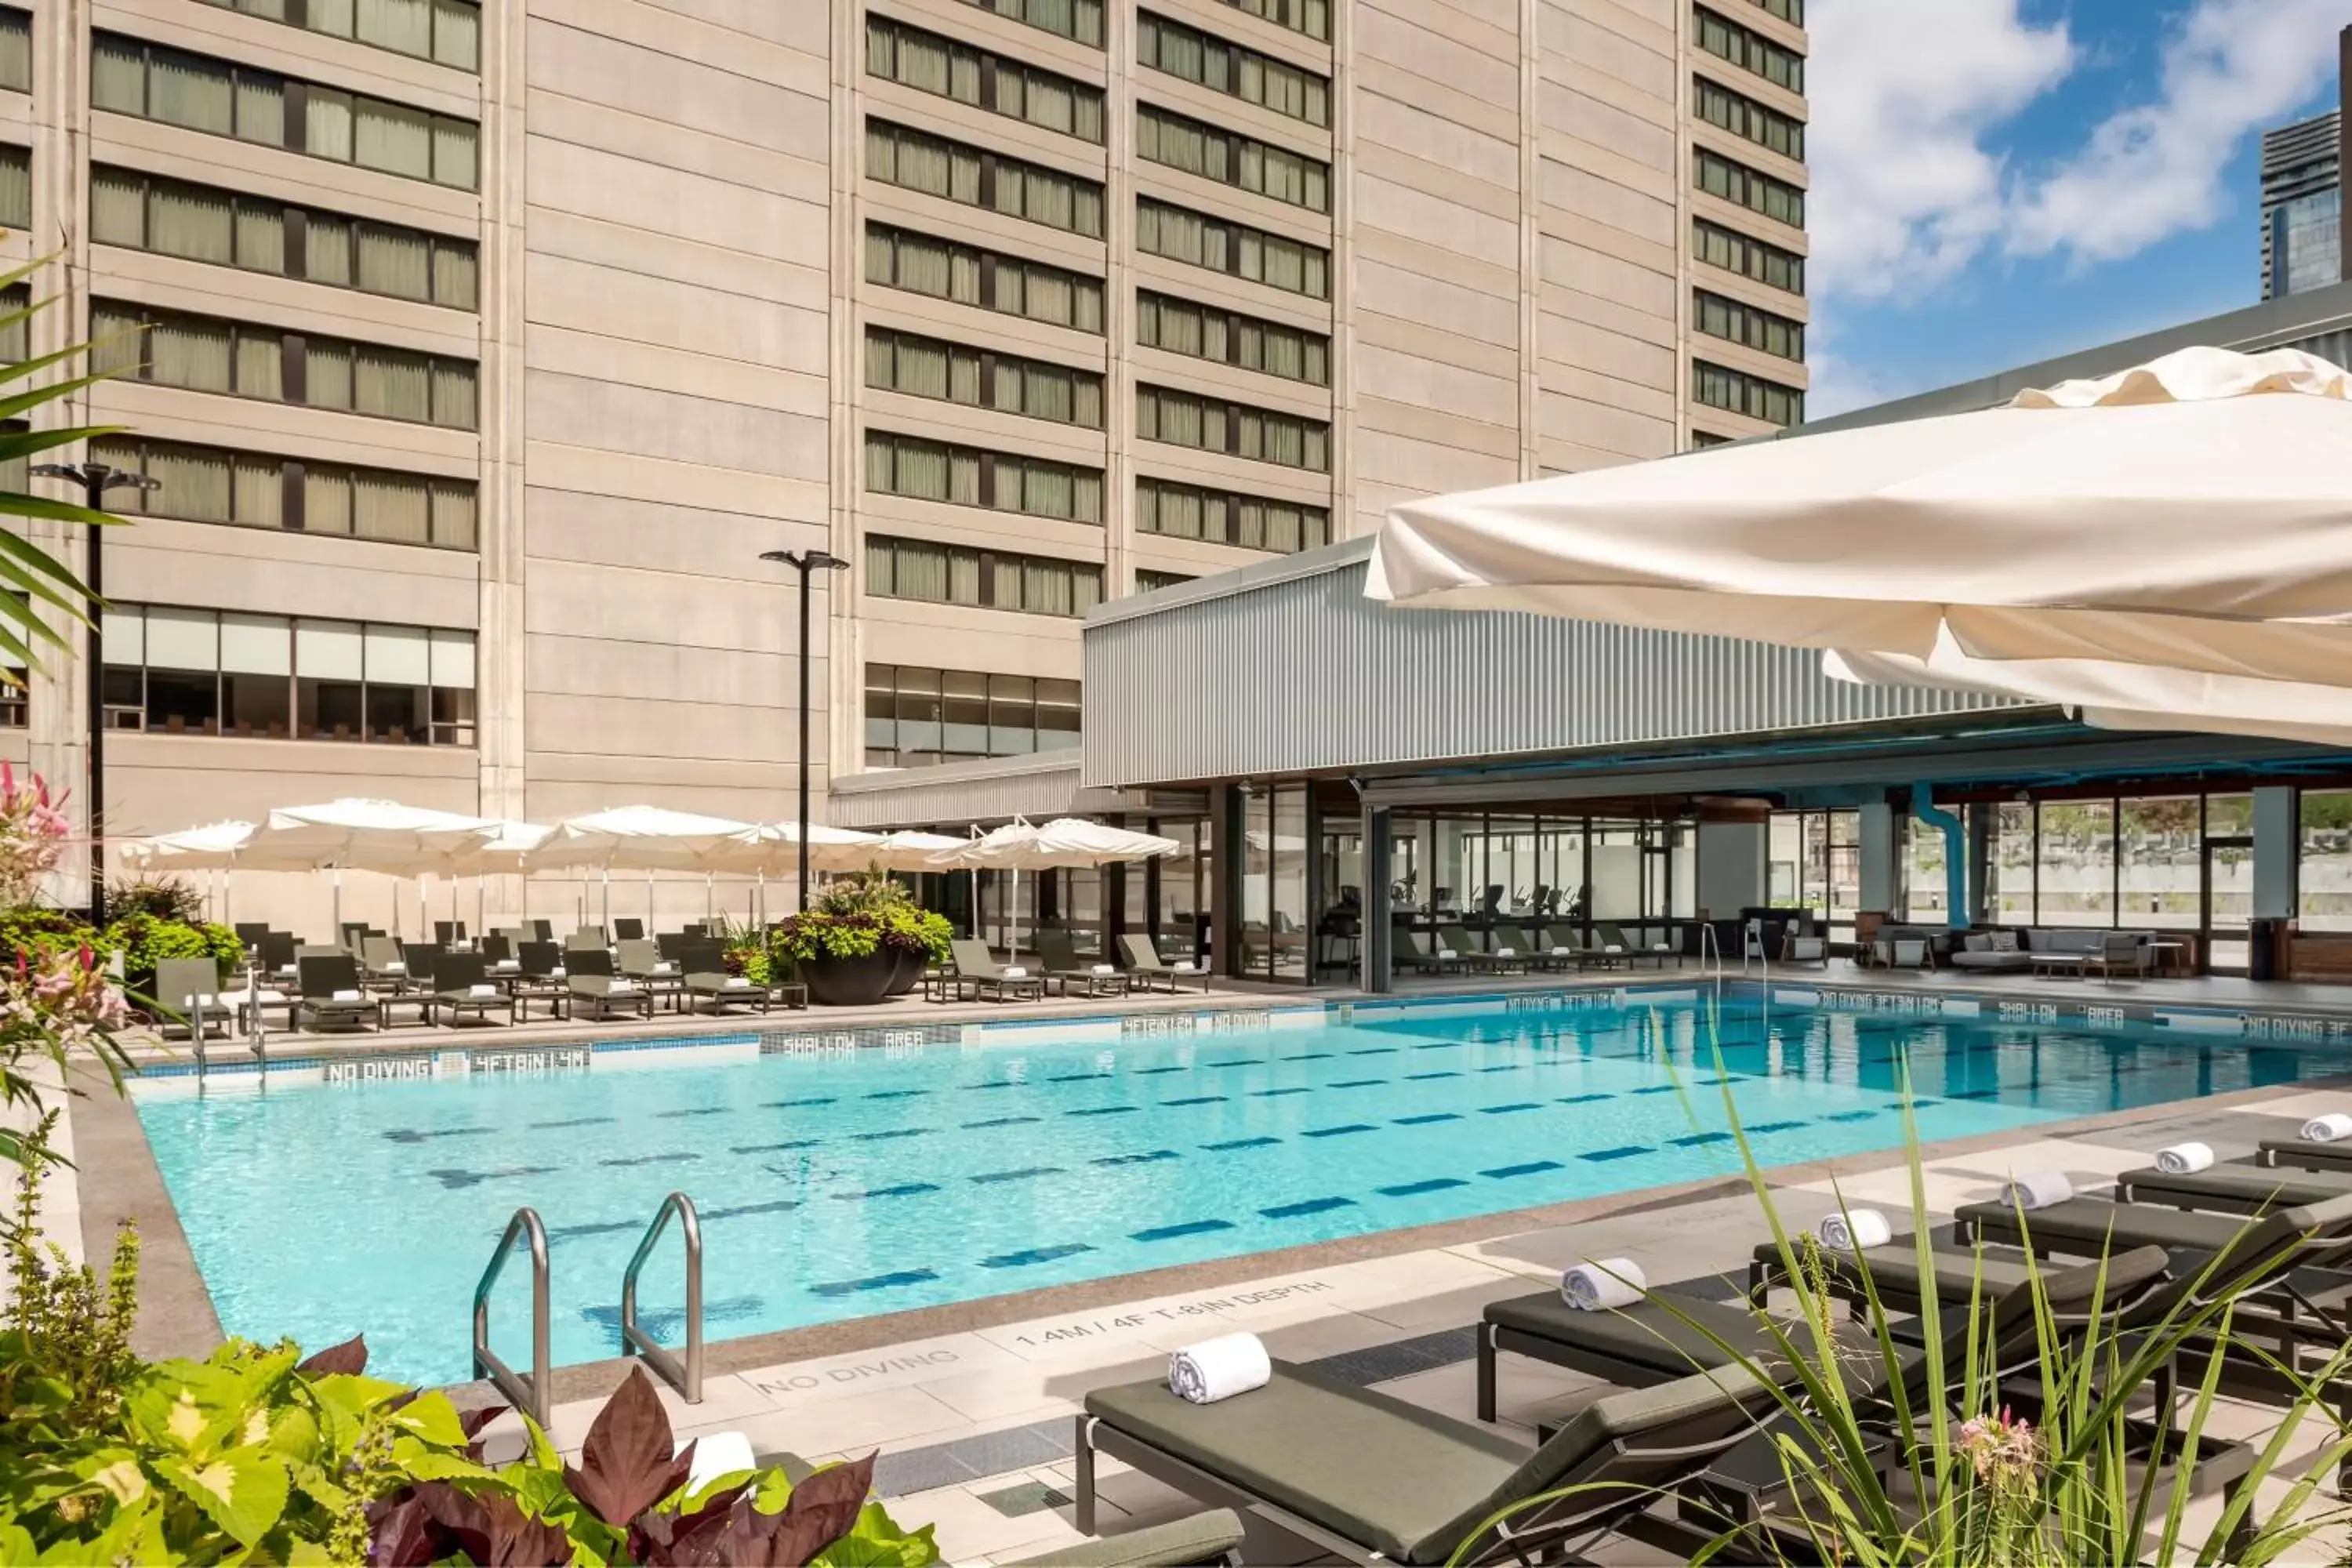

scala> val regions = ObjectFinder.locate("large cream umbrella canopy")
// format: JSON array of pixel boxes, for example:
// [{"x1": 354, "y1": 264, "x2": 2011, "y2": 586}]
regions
[
  {"x1": 1368, "y1": 347, "x2": 2352, "y2": 696},
  {"x1": 928, "y1": 817, "x2": 1181, "y2": 954},
  {"x1": 118, "y1": 820, "x2": 256, "y2": 871},
  {"x1": 724, "y1": 821, "x2": 888, "y2": 876},
  {"x1": 535, "y1": 805, "x2": 760, "y2": 932},
  {"x1": 864, "y1": 829, "x2": 971, "y2": 871},
  {"x1": 241, "y1": 799, "x2": 504, "y2": 931}
]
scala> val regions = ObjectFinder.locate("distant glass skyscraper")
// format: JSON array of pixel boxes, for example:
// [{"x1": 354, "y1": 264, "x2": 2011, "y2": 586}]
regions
[{"x1": 2263, "y1": 108, "x2": 2342, "y2": 299}]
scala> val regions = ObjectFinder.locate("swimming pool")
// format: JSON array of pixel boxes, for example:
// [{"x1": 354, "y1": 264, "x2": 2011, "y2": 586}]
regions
[{"x1": 134, "y1": 996, "x2": 2352, "y2": 1386}]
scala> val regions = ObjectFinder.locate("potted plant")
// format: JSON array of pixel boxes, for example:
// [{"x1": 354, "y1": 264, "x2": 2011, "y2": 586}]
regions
[
  {"x1": 771, "y1": 912, "x2": 895, "y2": 1005},
  {"x1": 797, "y1": 874, "x2": 953, "y2": 999}
]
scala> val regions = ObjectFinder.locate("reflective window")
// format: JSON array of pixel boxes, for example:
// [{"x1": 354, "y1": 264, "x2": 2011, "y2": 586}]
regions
[
  {"x1": 93, "y1": 434, "x2": 475, "y2": 550},
  {"x1": 1136, "y1": 103, "x2": 1329, "y2": 212},
  {"x1": 1693, "y1": 74, "x2": 1803, "y2": 161},
  {"x1": 865, "y1": 327, "x2": 1104, "y2": 427},
  {"x1": 866, "y1": 534, "x2": 1102, "y2": 617},
  {"x1": 1134, "y1": 477, "x2": 1327, "y2": 553},
  {"x1": 1693, "y1": 289, "x2": 1803, "y2": 361},
  {"x1": 1136, "y1": 289, "x2": 1328, "y2": 385},
  {"x1": 866, "y1": 119, "x2": 1105, "y2": 238},
  {"x1": 1135, "y1": 383, "x2": 1330, "y2": 470},
  {"x1": 865, "y1": 222, "x2": 1105, "y2": 332},
  {"x1": 864, "y1": 430, "x2": 1104, "y2": 523},
  {"x1": 1138, "y1": 12, "x2": 1329, "y2": 126},
  {"x1": 955, "y1": 0, "x2": 1105, "y2": 48},
  {"x1": 863, "y1": 663, "x2": 1080, "y2": 768},
  {"x1": 91, "y1": 299, "x2": 478, "y2": 430},
  {"x1": 869, "y1": 16, "x2": 1104, "y2": 142},
  {"x1": 1693, "y1": 358, "x2": 1804, "y2": 426},
  {"x1": 191, "y1": 0, "x2": 480, "y2": 70},
  {"x1": 1695, "y1": 5, "x2": 1803, "y2": 93},
  {"x1": 2302, "y1": 790, "x2": 2352, "y2": 931},
  {"x1": 1137, "y1": 197, "x2": 1330, "y2": 298},
  {"x1": 1692, "y1": 218, "x2": 1802, "y2": 295},
  {"x1": 1693, "y1": 147, "x2": 1804, "y2": 227}
]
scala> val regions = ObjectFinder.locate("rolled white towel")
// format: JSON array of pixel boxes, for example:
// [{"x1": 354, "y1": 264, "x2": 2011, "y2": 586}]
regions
[
  {"x1": 1173, "y1": 960, "x2": 1204, "y2": 974},
  {"x1": 468, "y1": 984, "x2": 498, "y2": 997},
  {"x1": 1003, "y1": 965, "x2": 1029, "y2": 979},
  {"x1": 1998, "y1": 1171, "x2": 2074, "y2": 1210},
  {"x1": 724, "y1": 977, "x2": 752, "y2": 989},
  {"x1": 2303, "y1": 1113, "x2": 2352, "y2": 1144},
  {"x1": 2155, "y1": 1142, "x2": 2215, "y2": 1175},
  {"x1": 1551, "y1": 946, "x2": 1573, "y2": 956},
  {"x1": 1091, "y1": 964, "x2": 1116, "y2": 975},
  {"x1": 1816, "y1": 1208, "x2": 1892, "y2": 1251},
  {"x1": 1494, "y1": 946, "x2": 1515, "y2": 959},
  {"x1": 331, "y1": 989, "x2": 363, "y2": 1002},
  {"x1": 1167, "y1": 1332, "x2": 1270, "y2": 1404},
  {"x1": 1560, "y1": 1258, "x2": 1646, "y2": 1311}
]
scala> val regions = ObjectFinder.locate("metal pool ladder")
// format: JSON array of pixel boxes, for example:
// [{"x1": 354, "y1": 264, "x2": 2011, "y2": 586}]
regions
[
  {"x1": 473, "y1": 1207, "x2": 550, "y2": 1427},
  {"x1": 620, "y1": 1192, "x2": 703, "y2": 1404}
]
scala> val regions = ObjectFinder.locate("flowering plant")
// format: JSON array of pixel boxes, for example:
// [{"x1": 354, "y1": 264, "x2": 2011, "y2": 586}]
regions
[
  {"x1": 0, "y1": 763, "x2": 71, "y2": 909},
  {"x1": 0, "y1": 945, "x2": 133, "y2": 1208}
]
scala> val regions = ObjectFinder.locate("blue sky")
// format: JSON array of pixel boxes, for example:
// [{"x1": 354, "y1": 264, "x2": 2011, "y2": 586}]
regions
[{"x1": 1806, "y1": 0, "x2": 2352, "y2": 415}]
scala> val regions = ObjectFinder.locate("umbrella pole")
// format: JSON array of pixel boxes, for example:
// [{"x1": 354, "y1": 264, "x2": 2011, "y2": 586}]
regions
[
  {"x1": 332, "y1": 866, "x2": 343, "y2": 935},
  {"x1": 601, "y1": 866, "x2": 611, "y2": 935},
  {"x1": 646, "y1": 868, "x2": 654, "y2": 935}
]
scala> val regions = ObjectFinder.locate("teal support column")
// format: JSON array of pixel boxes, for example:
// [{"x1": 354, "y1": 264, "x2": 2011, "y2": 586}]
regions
[
  {"x1": 2254, "y1": 786, "x2": 2299, "y2": 920},
  {"x1": 1913, "y1": 785, "x2": 1969, "y2": 931}
]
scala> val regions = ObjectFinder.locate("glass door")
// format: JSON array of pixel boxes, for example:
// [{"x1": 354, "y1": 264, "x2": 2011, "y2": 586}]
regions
[{"x1": 2205, "y1": 835, "x2": 2254, "y2": 973}]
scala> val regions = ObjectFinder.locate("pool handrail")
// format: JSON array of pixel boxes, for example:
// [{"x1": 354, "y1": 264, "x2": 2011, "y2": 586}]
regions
[
  {"x1": 473, "y1": 1206, "x2": 551, "y2": 1427},
  {"x1": 620, "y1": 1190, "x2": 703, "y2": 1405}
]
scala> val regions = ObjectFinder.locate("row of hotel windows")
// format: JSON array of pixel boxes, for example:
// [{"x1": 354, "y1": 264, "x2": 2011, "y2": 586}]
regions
[
  {"x1": 866, "y1": 663, "x2": 1080, "y2": 768},
  {"x1": 91, "y1": 434, "x2": 477, "y2": 549},
  {"x1": 1693, "y1": 74, "x2": 1804, "y2": 163},
  {"x1": 94, "y1": 166, "x2": 478, "y2": 311},
  {"x1": 101, "y1": 605, "x2": 475, "y2": 745},
  {"x1": 960, "y1": 0, "x2": 1330, "y2": 47},
  {"x1": 866, "y1": 431, "x2": 1327, "y2": 555},
  {"x1": 194, "y1": 0, "x2": 480, "y2": 70},
  {"x1": 1694, "y1": 146, "x2": 1803, "y2": 229},
  {"x1": 1693, "y1": 289, "x2": 1803, "y2": 362},
  {"x1": 1695, "y1": 5, "x2": 1803, "y2": 94},
  {"x1": 867, "y1": 535, "x2": 1103, "y2": 618},
  {"x1": 870, "y1": 11, "x2": 1331, "y2": 141},
  {"x1": 90, "y1": 301, "x2": 478, "y2": 430},
  {"x1": 1693, "y1": 358, "x2": 1804, "y2": 427},
  {"x1": 865, "y1": 105, "x2": 1330, "y2": 242},
  {"x1": 1692, "y1": 217, "x2": 1802, "y2": 296},
  {"x1": 93, "y1": 34, "x2": 479, "y2": 191}
]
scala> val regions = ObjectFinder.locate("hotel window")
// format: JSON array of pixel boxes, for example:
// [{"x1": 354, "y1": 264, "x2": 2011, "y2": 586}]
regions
[
  {"x1": 866, "y1": 535, "x2": 1102, "y2": 618},
  {"x1": 864, "y1": 662, "x2": 1080, "y2": 768},
  {"x1": 1693, "y1": 147, "x2": 1804, "y2": 227},
  {"x1": 0, "y1": 10, "x2": 24, "y2": 93},
  {"x1": 1137, "y1": 13, "x2": 1329, "y2": 127},
  {"x1": 1136, "y1": 104, "x2": 1328, "y2": 212},
  {"x1": 1695, "y1": 5, "x2": 1803, "y2": 93},
  {"x1": 1135, "y1": 385, "x2": 1329, "y2": 471},
  {"x1": 865, "y1": 223, "x2": 1105, "y2": 333},
  {"x1": 90, "y1": 434, "x2": 475, "y2": 550},
  {"x1": 2302, "y1": 791, "x2": 2352, "y2": 931},
  {"x1": 956, "y1": 0, "x2": 1105, "y2": 49},
  {"x1": 867, "y1": 17, "x2": 1104, "y2": 143},
  {"x1": 866, "y1": 120, "x2": 1105, "y2": 239},
  {"x1": 1693, "y1": 289, "x2": 1803, "y2": 361},
  {"x1": 0, "y1": 145, "x2": 26, "y2": 230},
  {"x1": 92, "y1": 167, "x2": 477, "y2": 310},
  {"x1": 1692, "y1": 218, "x2": 1802, "y2": 295},
  {"x1": 192, "y1": 0, "x2": 480, "y2": 70},
  {"x1": 91, "y1": 301, "x2": 478, "y2": 430},
  {"x1": 1216, "y1": 0, "x2": 1329, "y2": 42},
  {"x1": 865, "y1": 430, "x2": 1105, "y2": 523},
  {"x1": 865, "y1": 327, "x2": 1104, "y2": 428},
  {"x1": 1135, "y1": 290, "x2": 1328, "y2": 386},
  {"x1": 91, "y1": 34, "x2": 479, "y2": 191},
  {"x1": 1137, "y1": 198, "x2": 1329, "y2": 299},
  {"x1": 1693, "y1": 75, "x2": 1804, "y2": 162},
  {"x1": 1689, "y1": 429, "x2": 1736, "y2": 449},
  {"x1": 1135, "y1": 477, "x2": 1327, "y2": 552},
  {"x1": 1750, "y1": 0, "x2": 1802, "y2": 24},
  {"x1": 1135, "y1": 568, "x2": 1195, "y2": 592},
  {"x1": 1693, "y1": 359, "x2": 1804, "y2": 426},
  {"x1": 101, "y1": 605, "x2": 474, "y2": 745}
]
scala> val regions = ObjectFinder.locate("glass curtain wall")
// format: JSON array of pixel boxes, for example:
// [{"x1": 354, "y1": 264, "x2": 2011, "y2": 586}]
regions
[
  {"x1": 1765, "y1": 809, "x2": 1860, "y2": 934},
  {"x1": 2302, "y1": 790, "x2": 2352, "y2": 931},
  {"x1": 1385, "y1": 810, "x2": 1690, "y2": 964}
]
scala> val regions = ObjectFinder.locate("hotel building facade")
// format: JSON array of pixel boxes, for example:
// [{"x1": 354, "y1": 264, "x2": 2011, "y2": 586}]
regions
[{"x1": 0, "y1": 0, "x2": 1808, "y2": 927}]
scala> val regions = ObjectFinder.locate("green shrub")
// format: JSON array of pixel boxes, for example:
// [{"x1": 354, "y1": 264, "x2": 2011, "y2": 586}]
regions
[
  {"x1": 100, "y1": 877, "x2": 205, "y2": 925},
  {"x1": 103, "y1": 913, "x2": 242, "y2": 991}
]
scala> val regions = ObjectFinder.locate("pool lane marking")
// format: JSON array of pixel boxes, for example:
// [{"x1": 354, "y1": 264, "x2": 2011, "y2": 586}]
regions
[
  {"x1": 1301, "y1": 1123, "x2": 1377, "y2": 1138},
  {"x1": 836, "y1": 1181, "x2": 940, "y2": 1201},
  {"x1": 1393, "y1": 1112, "x2": 1460, "y2": 1126},
  {"x1": 1577, "y1": 1145, "x2": 1651, "y2": 1162},
  {"x1": 1480, "y1": 1160, "x2": 1564, "y2": 1179},
  {"x1": 1378, "y1": 1178, "x2": 1469, "y2": 1196},
  {"x1": 1202, "y1": 1136, "x2": 1281, "y2": 1151},
  {"x1": 1261, "y1": 1196, "x2": 1355, "y2": 1219},
  {"x1": 810, "y1": 1268, "x2": 938, "y2": 1298},
  {"x1": 969, "y1": 1166, "x2": 1063, "y2": 1185},
  {"x1": 1131, "y1": 1218, "x2": 1236, "y2": 1242},
  {"x1": 982, "y1": 1243, "x2": 1095, "y2": 1269}
]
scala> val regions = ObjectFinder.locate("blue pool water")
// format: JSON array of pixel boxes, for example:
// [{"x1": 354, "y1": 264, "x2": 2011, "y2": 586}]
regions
[{"x1": 136, "y1": 1000, "x2": 2352, "y2": 1386}]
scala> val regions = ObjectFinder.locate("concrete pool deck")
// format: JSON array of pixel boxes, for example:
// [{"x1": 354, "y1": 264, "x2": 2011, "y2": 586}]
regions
[{"x1": 54, "y1": 972, "x2": 2352, "y2": 1562}]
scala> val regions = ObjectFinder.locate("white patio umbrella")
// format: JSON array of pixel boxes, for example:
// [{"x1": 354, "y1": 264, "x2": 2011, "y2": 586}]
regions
[
  {"x1": 118, "y1": 820, "x2": 256, "y2": 924},
  {"x1": 535, "y1": 805, "x2": 758, "y2": 932},
  {"x1": 433, "y1": 818, "x2": 556, "y2": 937},
  {"x1": 1368, "y1": 346, "x2": 2352, "y2": 740},
  {"x1": 929, "y1": 817, "x2": 1181, "y2": 956},
  {"x1": 865, "y1": 829, "x2": 970, "y2": 871},
  {"x1": 242, "y1": 800, "x2": 502, "y2": 933},
  {"x1": 720, "y1": 821, "x2": 891, "y2": 927}
]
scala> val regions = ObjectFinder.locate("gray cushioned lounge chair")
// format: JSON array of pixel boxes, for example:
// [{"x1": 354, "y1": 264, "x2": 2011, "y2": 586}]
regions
[
  {"x1": 430, "y1": 953, "x2": 516, "y2": 1028},
  {"x1": 2111, "y1": 1160, "x2": 2352, "y2": 1215},
  {"x1": 682, "y1": 942, "x2": 797, "y2": 1014},
  {"x1": 295, "y1": 954, "x2": 379, "y2": 1033},
  {"x1": 1037, "y1": 930, "x2": 1129, "y2": 997},
  {"x1": 565, "y1": 948, "x2": 654, "y2": 1021},
  {"x1": 1076, "y1": 1361, "x2": 1776, "y2": 1566},
  {"x1": 1121, "y1": 933, "x2": 1210, "y2": 993},
  {"x1": 1437, "y1": 924, "x2": 1510, "y2": 972},
  {"x1": 951, "y1": 939, "x2": 1046, "y2": 1002},
  {"x1": 1005, "y1": 1511, "x2": 1244, "y2": 1568},
  {"x1": 151, "y1": 957, "x2": 232, "y2": 1041}
]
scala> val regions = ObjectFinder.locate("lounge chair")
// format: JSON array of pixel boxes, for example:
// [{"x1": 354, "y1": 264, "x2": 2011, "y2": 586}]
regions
[
  {"x1": 233, "y1": 921, "x2": 270, "y2": 953},
  {"x1": 1389, "y1": 927, "x2": 1461, "y2": 975},
  {"x1": 565, "y1": 948, "x2": 654, "y2": 1021},
  {"x1": 1076, "y1": 1361, "x2": 1779, "y2": 1566},
  {"x1": 259, "y1": 930, "x2": 299, "y2": 982},
  {"x1": 2111, "y1": 1160, "x2": 2352, "y2": 1215},
  {"x1": 683, "y1": 942, "x2": 799, "y2": 1014},
  {"x1": 655, "y1": 931, "x2": 693, "y2": 963},
  {"x1": 1782, "y1": 935, "x2": 1829, "y2": 967},
  {"x1": 1006, "y1": 1511, "x2": 1244, "y2": 1568},
  {"x1": 1494, "y1": 925, "x2": 1566, "y2": 972},
  {"x1": 294, "y1": 954, "x2": 379, "y2": 1033},
  {"x1": 2087, "y1": 931, "x2": 2151, "y2": 983},
  {"x1": 618, "y1": 938, "x2": 684, "y2": 1011},
  {"x1": 1037, "y1": 930, "x2": 1129, "y2": 997},
  {"x1": 479, "y1": 932, "x2": 514, "y2": 969},
  {"x1": 529, "y1": 920, "x2": 554, "y2": 942},
  {"x1": 1437, "y1": 925, "x2": 1512, "y2": 972},
  {"x1": 358, "y1": 936, "x2": 417, "y2": 993},
  {"x1": 422, "y1": 953, "x2": 513, "y2": 1027},
  {"x1": 1121, "y1": 934, "x2": 1210, "y2": 993},
  {"x1": 1476, "y1": 1243, "x2": 2167, "y2": 1422},
  {"x1": 433, "y1": 920, "x2": 468, "y2": 947},
  {"x1": 1885, "y1": 936, "x2": 1933, "y2": 971},
  {"x1": 509, "y1": 940, "x2": 569, "y2": 1020},
  {"x1": 151, "y1": 957, "x2": 232, "y2": 1041},
  {"x1": 951, "y1": 939, "x2": 1046, "y2": 1002},
  {"x1": 614, "y1": 917, "x2": 644, "y2": 941},
  {"x1": 2257, "y1": 1138, "x2": 2352, "y2": 1175},
  {"x1": 1596, "y1": 924, "x2": 1676, "y2": 968}
]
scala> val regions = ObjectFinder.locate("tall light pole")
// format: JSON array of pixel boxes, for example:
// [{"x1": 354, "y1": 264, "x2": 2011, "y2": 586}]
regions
[
  {"x1": 33, "y1": 461, "x2": 159, "y2": 918},
  {"x1": 758, "y1": 548, "x2": 849, "y2": 913}
]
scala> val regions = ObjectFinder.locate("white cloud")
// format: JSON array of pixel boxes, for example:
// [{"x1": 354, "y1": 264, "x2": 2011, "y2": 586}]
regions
[
  {"x1": 1805, "y1": 0, "x2": 2075, "y2": 302},
  {"x1": 1802, "y1": 345, "x2": 1901, "y2": 420},
  {"x1": 2005, "y1": 0, "x2": 2349, "y2": 264}
]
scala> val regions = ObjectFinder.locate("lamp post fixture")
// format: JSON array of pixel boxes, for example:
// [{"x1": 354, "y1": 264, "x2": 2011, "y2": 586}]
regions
[
  {"x1": 33, "y1": 461, "x2": 160, "y2": 918},
  {"x1": 758, "y1": 547, "x2": 850, "y2": 913}
]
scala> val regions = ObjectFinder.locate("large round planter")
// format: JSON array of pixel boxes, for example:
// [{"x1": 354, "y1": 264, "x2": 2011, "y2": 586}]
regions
[
  {"x1": 883, "y1": 949, "x2": 923, "y2": 996},
  {"x1": 800, "y1": 949, "x2": 898, "y2": 1007}
]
